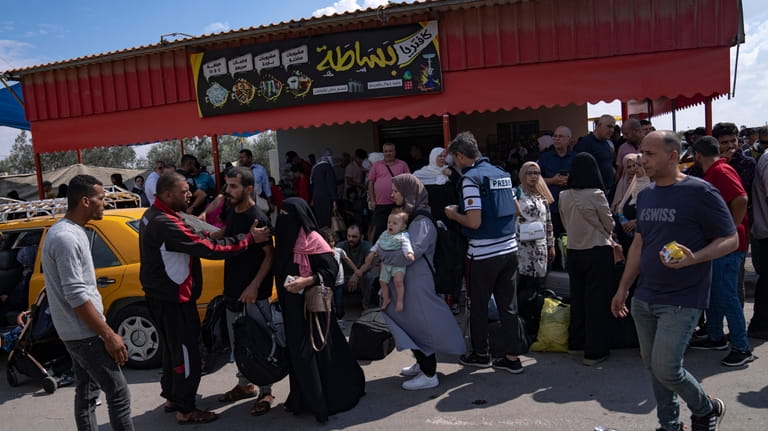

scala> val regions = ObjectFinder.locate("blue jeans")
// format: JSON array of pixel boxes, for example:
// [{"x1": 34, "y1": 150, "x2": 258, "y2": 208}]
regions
[
  {"x1": 631, "y1": 298, "x2": 712, "y2": 430},
  {"x1": 63, "y1": 336, "x2": 134, "y2": 431},
  {"x1": 707, "y1": 250, "x2": 750, "y2": 351}
]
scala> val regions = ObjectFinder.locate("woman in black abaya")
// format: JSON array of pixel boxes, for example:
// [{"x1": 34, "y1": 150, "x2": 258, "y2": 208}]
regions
[{"x1": 273, "y1": 197, "x2": 365, "y2": 423}]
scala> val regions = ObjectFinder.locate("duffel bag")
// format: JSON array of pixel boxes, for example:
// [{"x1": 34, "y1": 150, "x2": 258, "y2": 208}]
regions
[{"x1": 349, "y1": 309, "x2": 395, "y2": 360}]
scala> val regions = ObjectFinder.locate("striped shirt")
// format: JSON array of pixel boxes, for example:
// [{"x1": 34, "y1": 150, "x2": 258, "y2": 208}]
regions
[{"x1": 461, "y1": 177, "x2": 518, "y2": 260}]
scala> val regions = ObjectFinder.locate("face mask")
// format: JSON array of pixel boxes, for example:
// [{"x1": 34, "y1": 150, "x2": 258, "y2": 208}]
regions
[{"x1": 444, "y1": 154, "x2": 455, "y2": 166}]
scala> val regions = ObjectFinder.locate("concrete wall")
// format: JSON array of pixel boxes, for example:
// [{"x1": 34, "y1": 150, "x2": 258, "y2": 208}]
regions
[
  {"x1": 275, "y1": 105, "x2": 588, "y2": 164},
  {"x1": 455, "y1": 105, "x2": 588, "y2": 153},
  {"x1": 276, "y1": 123, "x2": 376, "y2": 161}
]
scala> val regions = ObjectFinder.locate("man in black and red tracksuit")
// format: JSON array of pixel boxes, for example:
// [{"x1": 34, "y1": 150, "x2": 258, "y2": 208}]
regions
[{"x1": 139, "y1": 172, "x2": 270, "y2": 425}]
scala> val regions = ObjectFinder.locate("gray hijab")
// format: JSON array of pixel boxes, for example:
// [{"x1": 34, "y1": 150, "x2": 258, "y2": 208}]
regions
[{"x1": 392, "y1": 173, "x2": 431, "y2": 219}]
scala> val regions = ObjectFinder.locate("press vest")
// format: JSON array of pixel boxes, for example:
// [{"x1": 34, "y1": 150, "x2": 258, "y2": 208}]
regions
[{"x1": 459, "y1": 158, "x2": 517, "y2": 239}]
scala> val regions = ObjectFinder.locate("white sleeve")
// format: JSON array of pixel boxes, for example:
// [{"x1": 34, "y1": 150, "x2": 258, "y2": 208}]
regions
[
  {"x1": 461, "y1": 177, "x2": 482, "y2": 211},
  {"x1": 400, "y1": 232, "x2": 414, "y2": 255}
]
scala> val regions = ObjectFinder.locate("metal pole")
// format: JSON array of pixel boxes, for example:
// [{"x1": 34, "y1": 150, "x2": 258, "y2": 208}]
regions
[
  {"x1": 705, "y1": 97, "x2": 713, "y2": 135},
  {"x1": 211, "y1": 134, "x2": 221, "y2": 193},
  {"x1": 34, "y1": 153, "x2": 44, "y2": 199},
  {"x1": 442, "y1": 113, "x2": 451, "y2": 149}
]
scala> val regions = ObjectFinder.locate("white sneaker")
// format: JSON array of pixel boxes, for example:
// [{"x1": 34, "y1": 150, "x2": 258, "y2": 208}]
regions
[
  {"x1": 402, "y1": 372, "x2": 439, "y2": 390},
  {"x1": 400, "y1": 363, "x2": 420, "y2": 377}
]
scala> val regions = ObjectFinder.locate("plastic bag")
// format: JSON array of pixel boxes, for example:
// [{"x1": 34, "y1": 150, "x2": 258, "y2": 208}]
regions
[{"x1": 530, "y1": 297, "x2": 570, "y2": 352}]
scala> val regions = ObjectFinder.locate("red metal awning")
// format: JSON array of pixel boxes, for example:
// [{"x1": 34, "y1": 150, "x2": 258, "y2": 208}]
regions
[{"x1": 28, "y1": 46, "x2": 729, "y2": 154}]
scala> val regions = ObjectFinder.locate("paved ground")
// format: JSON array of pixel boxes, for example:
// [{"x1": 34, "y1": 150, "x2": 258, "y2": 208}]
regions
[{"x1": 1, "y1": 276, "x2": 766, "y2": 430}]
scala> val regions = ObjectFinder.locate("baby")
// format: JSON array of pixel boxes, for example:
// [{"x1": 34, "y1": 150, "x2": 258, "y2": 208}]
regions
[{"x1": 365, "y1": 209, "x2": 414, "y2": 312}]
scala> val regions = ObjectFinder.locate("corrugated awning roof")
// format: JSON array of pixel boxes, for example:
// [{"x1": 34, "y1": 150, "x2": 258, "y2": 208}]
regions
[{"x1": 28, "y1": 46, "x2": 729, "y2": 154}]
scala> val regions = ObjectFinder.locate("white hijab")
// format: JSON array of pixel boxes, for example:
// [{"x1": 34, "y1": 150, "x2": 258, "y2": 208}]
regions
[{"x1": 413, "y1": 147, "x2": 449, "y2": 185}]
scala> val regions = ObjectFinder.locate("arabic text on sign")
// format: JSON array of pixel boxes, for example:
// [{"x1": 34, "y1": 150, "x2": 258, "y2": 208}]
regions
[
  {"x1": 316, "y1": 41, "x2": 397, "y2": 72},
  {"x1": 312, "y1": 85, "x2": 349, "y2": 95},
  {"x1": 367, "y1": 79, "x2": 402, "y2": 90}
]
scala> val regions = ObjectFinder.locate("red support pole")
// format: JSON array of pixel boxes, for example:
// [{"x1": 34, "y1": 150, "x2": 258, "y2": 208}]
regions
[
  {"x1": 211, "y1": 135, "x2": 221, "y2": 193},
  {"x1": 442, "y1": 113, "x2": 451, "y2": 149},
  {"x1": 705, "y1": 97, "x2": 713, "y2": 135},
  {"x1": 621, "y1": 101, "x2": 628, "y2": 122},
  {"x1": 77, "y1": 149, "x2": 83, "y2": 164},
  {"x1": 179, "y1": 140, "x2": 185, "y2": 157},
  {"x1": 34, "y1": 153, "x2": 44, "y2": 199}
]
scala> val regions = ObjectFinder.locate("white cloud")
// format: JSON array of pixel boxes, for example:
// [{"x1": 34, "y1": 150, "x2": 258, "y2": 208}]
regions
[
  {"x1": 0, "y1": 39, "x2": 45, "y2": 70},
  {"x1": 203, "y1": 21, "x2": 230, "y2": 34},
  {"x1": 313, "y1": 0, "x2": 390, "y2": 17}
]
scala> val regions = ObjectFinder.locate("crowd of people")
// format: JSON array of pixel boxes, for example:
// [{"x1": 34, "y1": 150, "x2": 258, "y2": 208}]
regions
[{"x1": 38, "y1": 117, "x2": 768, "y2": 431}]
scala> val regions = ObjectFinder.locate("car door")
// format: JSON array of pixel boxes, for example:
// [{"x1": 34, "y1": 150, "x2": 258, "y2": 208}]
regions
[{"x1": 83, "y1": 227, "x2": 127, "y2": 308}]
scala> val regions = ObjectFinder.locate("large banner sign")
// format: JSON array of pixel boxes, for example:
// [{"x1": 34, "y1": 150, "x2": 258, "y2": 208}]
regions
[{"x1": 191, "y1": 21, "x2": 441, "y2": 117}]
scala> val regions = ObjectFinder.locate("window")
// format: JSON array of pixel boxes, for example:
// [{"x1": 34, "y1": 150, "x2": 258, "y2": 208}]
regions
[{"x1": 85, "y1": 228, "x2": 121, "y2": 268}]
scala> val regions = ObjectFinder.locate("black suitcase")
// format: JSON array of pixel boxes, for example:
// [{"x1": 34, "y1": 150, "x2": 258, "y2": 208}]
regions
[{"x1": 349, "y1": 309, "x2": 395, "y2": 360}]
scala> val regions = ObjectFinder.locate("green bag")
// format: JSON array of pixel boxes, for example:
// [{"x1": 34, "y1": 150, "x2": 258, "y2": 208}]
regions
[{"x1": 530, "y1": 296, "x2": 570, "y2": 352}]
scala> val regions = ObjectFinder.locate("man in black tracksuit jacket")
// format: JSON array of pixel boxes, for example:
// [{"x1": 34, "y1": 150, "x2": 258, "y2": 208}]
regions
[{"x1": 139, "y1": 172, "x2": 269, "y2": 425}]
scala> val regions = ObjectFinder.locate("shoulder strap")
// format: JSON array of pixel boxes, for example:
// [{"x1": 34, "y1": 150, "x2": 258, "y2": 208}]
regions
[
  {"x1": 410, "y1": 210, "x2": 437, "y2": 277},
  {"x1": 385, "y1": 163, "x2": 395, "y2": 177}
]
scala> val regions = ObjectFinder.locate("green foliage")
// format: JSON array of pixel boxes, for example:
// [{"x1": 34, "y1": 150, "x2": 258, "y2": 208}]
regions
[
  {"x1": 0, "y1": 131, "x2": 35, "y2": 174},
  {"x1": 0, "y1": 130, "x2": 276, "y2": 175},
  {"x1": 82, "y1": 146, "x2": 138, "y2": 168},
  {"x1": 144, "y1": 131, "x2": 276, "y2": 170}
]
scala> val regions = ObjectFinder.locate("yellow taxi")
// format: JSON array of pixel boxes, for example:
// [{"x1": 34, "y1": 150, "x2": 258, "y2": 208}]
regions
[{"x1": 0, "y1": 198, "x2": 224, "y2": 369}]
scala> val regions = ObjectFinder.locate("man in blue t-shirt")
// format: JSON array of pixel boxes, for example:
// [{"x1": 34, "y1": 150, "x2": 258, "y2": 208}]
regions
[
  {"x1": 574, "y1": 114, "x2": 616, "y2": 195},
  {"x1": 611, "y1": 131, "x2": 737, "y2": 431},
  {"x1": 538, "y1": 125, "x2": 575, "y2": 236}
]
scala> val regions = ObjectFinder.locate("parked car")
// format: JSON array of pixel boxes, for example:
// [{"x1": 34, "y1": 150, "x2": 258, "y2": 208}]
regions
[{"x1": 0, "y1": 205, "x2": 224, "y2": 369}]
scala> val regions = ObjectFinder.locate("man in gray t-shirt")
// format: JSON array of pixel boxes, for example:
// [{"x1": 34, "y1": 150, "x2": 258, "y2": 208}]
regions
[{"x1": 42, "y1": 175, "x2": 134, "y2": 431}]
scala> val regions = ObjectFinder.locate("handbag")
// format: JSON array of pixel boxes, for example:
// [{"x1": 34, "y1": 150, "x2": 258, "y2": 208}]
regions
[
  {"x1": 519, "y1": 221, "x2": 546, "y2": 242},
  {"x1": 304, "y1": 274, "x2": 332, "y2": 351}
]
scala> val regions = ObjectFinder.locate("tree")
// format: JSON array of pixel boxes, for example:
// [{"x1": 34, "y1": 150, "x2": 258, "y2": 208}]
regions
[
  {"x1": 0, "y1": 130, "x2": 35, "y2": 174},
  {"x1": 0, "y1": 131, "x2": 140, "y2": 174},
  {"x1": 82, "y1": 146, "x2": 138, "y2": 168},
  {"x1": 144, "y1": 131, "x2": 276, "y2": 172}
]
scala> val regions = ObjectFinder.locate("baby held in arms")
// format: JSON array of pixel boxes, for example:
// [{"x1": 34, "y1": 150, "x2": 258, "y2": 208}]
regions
[{"x1": 364, "y1": 209, "x2": 414, "y2": 312}]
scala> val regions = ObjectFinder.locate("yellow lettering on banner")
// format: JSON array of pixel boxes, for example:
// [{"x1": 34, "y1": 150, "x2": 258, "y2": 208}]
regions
[{"x1": 316, "y1": 41, "x2": 398, "y2": 72}]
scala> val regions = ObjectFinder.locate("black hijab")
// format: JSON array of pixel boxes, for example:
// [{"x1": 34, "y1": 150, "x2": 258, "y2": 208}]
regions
[
  {"x1": 568, "y1": 152, "x2": 605, "y2": 190},
  {"x1": 273, "y1": 197, "x2": 319, "y2": 279}
]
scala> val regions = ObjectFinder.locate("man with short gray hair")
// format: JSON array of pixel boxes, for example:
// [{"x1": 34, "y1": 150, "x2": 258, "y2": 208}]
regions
[{"x1": 575, "y1": 114, "x2": 616, "y2": 194}]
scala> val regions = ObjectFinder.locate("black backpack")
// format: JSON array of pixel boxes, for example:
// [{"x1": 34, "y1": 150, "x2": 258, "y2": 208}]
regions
[
  {"x1": 412, "y1": 210, "x2": 467, "y2": 296},
  {"x1": 200, "y1": 295, "x2": 231, "y2": 373},
  {"x1": 233, "y1": 312, "x2": 289, "y2": 386}
]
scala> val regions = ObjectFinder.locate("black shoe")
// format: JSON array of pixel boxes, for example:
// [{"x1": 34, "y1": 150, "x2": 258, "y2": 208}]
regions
[
  {"x1": 689, "y1": 337, "x2": 729, "y2": 350},
  {"x1": 691, "y1": 397, "x2": 725, "y2": 431},
  {"x1": 720, "y1": 349, "x2": 755, "y2": 367},
  {"x1": 492, "y1": 357, "x2": 523, "y2": 374},
  {"x1": 458, "y1": 351, "x2": 492, "y2": 368},
  {"x1": 691, "y1": 326, "x2": 709, "y2": 341},
  {"x1": 655, "y1": 423, "x2": 684, "y2": 431}
]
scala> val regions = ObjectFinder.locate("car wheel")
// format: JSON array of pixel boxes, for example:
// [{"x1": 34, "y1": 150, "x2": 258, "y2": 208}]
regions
[
  {"x1": 7, "y1": 366, "x2": 20, "y2": 387},
  {"x1": 111, "y1": 304, "x2": 161, "y2": 369}
]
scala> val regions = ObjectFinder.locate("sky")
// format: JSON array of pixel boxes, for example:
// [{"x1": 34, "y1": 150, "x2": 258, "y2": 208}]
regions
[{"x1": 1, "y1": 0, "x2": 767, "y2": 159}]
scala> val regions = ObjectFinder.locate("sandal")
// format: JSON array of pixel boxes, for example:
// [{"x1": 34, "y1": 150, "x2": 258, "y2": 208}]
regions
[
  {"x1": 163, "y1": 401, "x2": 177, "y2": 413},
  {"x1": 250, "y1": 394, "x2": 274, "y2": 416},
  {"x1": 176, "y1": 409, "x2": 218, "y2": 425},
  {"x1": 218, "y1": 385, "x2": 257, "y2": 403}
]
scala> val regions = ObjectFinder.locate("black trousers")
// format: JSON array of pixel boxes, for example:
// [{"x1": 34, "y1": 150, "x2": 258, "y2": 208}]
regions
[
  {"x1": 412, "y1": 350, "x2": 436, "y2": 377},
  {"x1": 467, "y1": 252, "x2": 528, "y2": 356},
  {"x1": 147, "y1": 298, "x2": 201, "y2": 414},
  {"x1": 567, "y1": 246, "x2": 615, "y2": 359},
  {"x1": 751, "y1": 237, "x2": 768, "y2": 331}
]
